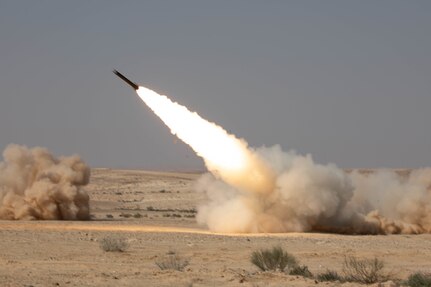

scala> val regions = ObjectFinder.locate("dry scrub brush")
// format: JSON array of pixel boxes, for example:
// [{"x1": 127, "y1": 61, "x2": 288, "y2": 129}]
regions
[
  {"x1": 289, "y1": 264, "x2": 313, "y2": 278},
  {"x1": 405, "y1": 272, "x2": 431, "y2": 287},
  {"x1": 99, "y1": 236, "x2": 129, "y2": 252},
  {"x1": 342, "y1": 256, "x2": 388, "y2": 284},
  {"x1": 155, "y1": 253, "x2": 189, "y2": 271},
  {"x1": 317, "y1": 270, "x2": 342, "y2": 282},
  {"x1": 251, "y1": 246, "x2": 298, "y2": 272}
]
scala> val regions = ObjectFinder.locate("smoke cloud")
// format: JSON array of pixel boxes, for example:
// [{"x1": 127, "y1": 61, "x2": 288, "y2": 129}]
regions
[
  {"x1": 0, "y1": 144, "x2": 90, "y2": 220},
  {"x1": 134, "y1": 85, "x2": 431, "y2": 235},
  {"x1": 196, "y1": 145, "x2": 431, "y2": 234}
]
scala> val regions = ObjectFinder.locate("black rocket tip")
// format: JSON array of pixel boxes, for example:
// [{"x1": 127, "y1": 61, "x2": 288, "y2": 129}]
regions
[{"x1": 113, "y1": 69, "x2": 139, "y2": 90}]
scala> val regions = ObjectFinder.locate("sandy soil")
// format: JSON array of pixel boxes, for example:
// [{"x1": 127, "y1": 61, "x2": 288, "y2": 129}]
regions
[{"x1": 1, "y1": 168, "x2": 430, "y2": 287}]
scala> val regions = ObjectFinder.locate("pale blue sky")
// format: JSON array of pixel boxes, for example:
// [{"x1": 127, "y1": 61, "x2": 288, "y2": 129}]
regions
[{"x1": 0, "y1": 1, "x2": 430, "y2": 169}]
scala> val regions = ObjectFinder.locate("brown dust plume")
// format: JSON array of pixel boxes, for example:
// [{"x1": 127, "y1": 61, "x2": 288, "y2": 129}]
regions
[{"x1": 0, "y1": 144, "x2": 90, "y2": 220}]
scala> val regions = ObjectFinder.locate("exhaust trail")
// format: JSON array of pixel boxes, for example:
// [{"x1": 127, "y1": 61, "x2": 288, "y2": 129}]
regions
[
  {"x1": 115, "y1": 72, "x2": 431, "y2": 235},
  {"x1": 136, "y1": 86, "x2": 275, "y2": 195},
  {"x1": 113, "y1": 70, "x2": 274, "y2": 194}
]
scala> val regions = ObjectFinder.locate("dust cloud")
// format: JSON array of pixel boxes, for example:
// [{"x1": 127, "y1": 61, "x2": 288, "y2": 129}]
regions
[
  {"x1": 0, "y1": 144, "x2": 90, "y2": 220},
  {"x1": 196, "y1": 145, "x2": 431, "y2": 234}
]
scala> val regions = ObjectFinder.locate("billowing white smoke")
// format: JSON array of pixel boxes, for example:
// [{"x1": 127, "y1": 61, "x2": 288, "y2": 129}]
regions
[
  {"x1": 196, "y1": 145, "x2": 431, "y2": 234},
  {"x1": 0, "y1": 144, "x2": 90, "y2": 220},
  {"x1": 136, "y1": 86, "x2": 431, "y2": 234}
]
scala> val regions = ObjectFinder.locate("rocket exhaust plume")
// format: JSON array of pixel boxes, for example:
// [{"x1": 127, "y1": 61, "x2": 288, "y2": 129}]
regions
[
  {"x1": 116, "y1": 70, "x2": 431, "y2": 234},
  {"x1": 0, "y1": 144, "x2": 90, "y2": 220},
  {"x1": 113, "y1": 70, "x2": 275, "y2": 194}
]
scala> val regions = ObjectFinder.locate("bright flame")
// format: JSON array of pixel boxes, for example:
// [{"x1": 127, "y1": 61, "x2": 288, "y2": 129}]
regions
[{"x1": 136, "y1": 86, "x2": 275, "y2": 194}]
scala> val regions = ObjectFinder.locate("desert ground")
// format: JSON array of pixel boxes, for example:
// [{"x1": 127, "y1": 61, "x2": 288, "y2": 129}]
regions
[{"x1": 1, "y1": 168, "x2": 430, "y2": 286}]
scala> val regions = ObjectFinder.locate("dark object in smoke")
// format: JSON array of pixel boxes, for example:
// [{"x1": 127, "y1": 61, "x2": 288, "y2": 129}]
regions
[
  {"x1": 0, "y1": 144, "x2": 90, "y2": 220},
  {"x1": 113, "y1": 69, "x2": 139, "y2": 90}
]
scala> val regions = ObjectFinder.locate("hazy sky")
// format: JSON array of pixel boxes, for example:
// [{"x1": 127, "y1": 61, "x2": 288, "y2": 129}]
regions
[{"x1": 0, "y1": 1, "x2": 430, "y2": 170}]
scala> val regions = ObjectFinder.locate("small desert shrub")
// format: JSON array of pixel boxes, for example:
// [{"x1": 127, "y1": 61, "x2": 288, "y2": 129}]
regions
[
  {"x1": 180, "y1": 208, "x2": 197, "y2": 214},
  {"x1": 119, "y1": 212, "x2": 132, "y2": 218},
  {"x1": 405, "y1": 272, "x2": 431, "y2": 287},
  {"x1": 342, "y1": 256, "x2": 387, "y2": 284},
  {"x1": 251, "y1": 246, "x2": 297, "y2": 272},
  {"x1": 155, "y1": 254, "x2": 189, "y2": 271},
  {"x1": 99, "y1": 236, "x2": 128, "y2": 252},
  {"x1": 317, "y1": 270, "x2": 342, "y2": 282},
  {"x1": 133, "y1": 212, "x2": 142, "y2": 218},
  {"x1": 289, "y1": 265, "x2": 313, "y2": 278}
]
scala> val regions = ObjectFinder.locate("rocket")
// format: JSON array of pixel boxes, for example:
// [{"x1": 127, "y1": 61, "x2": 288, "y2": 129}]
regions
[{"x1": 113, "y1": 70, "x2": 139, "y2": 90}]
